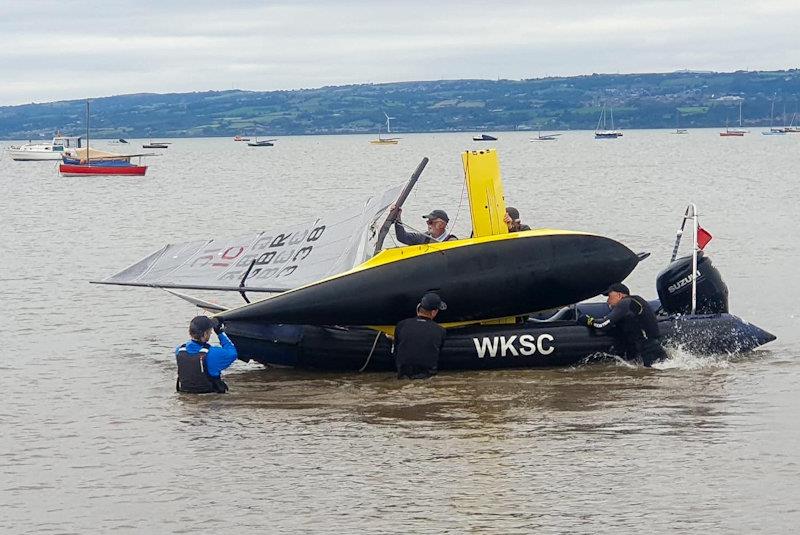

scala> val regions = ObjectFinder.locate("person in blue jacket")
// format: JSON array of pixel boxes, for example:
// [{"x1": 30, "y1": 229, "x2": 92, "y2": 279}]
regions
[{"x1": 175, "y1": 316, "x2": 238, "y2": 393}]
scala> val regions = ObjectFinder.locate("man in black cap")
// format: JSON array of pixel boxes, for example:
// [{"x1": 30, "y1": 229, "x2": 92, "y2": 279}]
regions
[
  {"x1": 175, "y1": 316, "x2": 238, "y2": 393},
  {"x1": 393, "y1": 292, "x2": 448, "y2": 379},
  {"x1": 504, "y1": 206, "x2": 531, "y2": 232},
  {"x1": 577, "y1": 283, "x2": 667, "y2": 367},
  {"x1": 393, "y1": 207, "x2": 457, "y2": 245}
]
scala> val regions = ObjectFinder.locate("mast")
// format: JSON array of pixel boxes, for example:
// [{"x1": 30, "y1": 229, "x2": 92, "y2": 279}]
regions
[
  {"x1": 596, "y1": 104, "x2": 606, "y2": 131},
  {"x1": 738, "y1": 99, "x2": 742, "y2": 127},
  {"x1": 770, "y1": 96, "x2": 775, "y2": 128},
  {"x1": 85, "y1": 99, "x2": 90, "y2": 163},
  {"x1": 610, "y1": 106, "x2": 615, "y2": 130}
]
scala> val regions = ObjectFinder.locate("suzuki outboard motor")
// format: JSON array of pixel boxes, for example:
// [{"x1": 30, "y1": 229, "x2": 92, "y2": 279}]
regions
[{"x1": 656, "y1": 252, "x2": 728, "y2": 314}]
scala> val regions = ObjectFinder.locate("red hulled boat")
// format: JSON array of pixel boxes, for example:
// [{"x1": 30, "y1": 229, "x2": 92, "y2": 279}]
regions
[{"x1": 59, "y1": 161, "x2": 147, "y2": 176}]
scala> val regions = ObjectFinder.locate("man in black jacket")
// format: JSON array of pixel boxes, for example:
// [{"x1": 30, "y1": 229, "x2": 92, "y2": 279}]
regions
[
  {"x1": 393, "y1": 292, "x2": 448, "y2": 379},
  {"x1": 394, "y1": 208, "x2": 457, "y2": 245},
  {"x1": 577, "y1": 283, "x2": 668, "y2": 367}
]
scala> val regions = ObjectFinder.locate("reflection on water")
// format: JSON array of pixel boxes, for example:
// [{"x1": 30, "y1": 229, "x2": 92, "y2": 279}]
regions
[{"x1": 1, "y1": 132, "x2": 799, "y2": 533}]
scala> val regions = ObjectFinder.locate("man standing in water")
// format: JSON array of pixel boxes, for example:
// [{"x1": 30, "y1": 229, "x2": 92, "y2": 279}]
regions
[
  {"x1": 577, "y1": 283, "x2": 667, "y2": 367},
  {"x1": 176, "y1": 316, "x2": 238, "y2": 393},
  {"x1": 393, "y1": 292, "x2": 448, "y2": 379}
]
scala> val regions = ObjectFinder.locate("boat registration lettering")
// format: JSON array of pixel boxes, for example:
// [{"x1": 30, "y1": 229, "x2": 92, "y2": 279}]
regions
[{"x1": 473, "y1": 334, "x2": 554, "y2": 358}]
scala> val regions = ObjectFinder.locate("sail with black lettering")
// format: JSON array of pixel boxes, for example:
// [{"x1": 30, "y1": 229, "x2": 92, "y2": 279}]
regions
[{"x1": 95, "y1": 184, "x2": 404, "y2": 293}]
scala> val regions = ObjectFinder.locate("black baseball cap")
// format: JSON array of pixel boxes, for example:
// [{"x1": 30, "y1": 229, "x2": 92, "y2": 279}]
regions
[
  {"x1": 419, "y1": 292, "x2": 447, "y2": 311},
  {"x1": 506, "y1": 206, "x2": 520, "y2": 220},
  {"x1": 422, "y1": 209, "x2": 449, "y2": 222},
  {"x1": 602, "y1": 282, "x2": 630, "y2": 296}
]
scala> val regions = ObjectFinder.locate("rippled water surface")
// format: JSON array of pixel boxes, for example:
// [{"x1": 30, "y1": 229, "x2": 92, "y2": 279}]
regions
[{"x1": 2, "y1": 131, "x2": 799, "y2": 533}]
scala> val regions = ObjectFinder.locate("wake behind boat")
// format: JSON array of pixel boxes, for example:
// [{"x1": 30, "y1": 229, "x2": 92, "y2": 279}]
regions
[{"x1": 94, "y1": 150, "x2": 775, "y2": 372}]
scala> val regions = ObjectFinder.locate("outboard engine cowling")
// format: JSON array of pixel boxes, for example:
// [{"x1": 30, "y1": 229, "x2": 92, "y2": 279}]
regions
[{"x1": 656, "y1": 252, "x2": 728, "y2": 314}]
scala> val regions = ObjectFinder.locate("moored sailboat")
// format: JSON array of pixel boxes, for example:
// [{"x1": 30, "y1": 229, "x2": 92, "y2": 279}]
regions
[
  {"x1": 672, "y1": 111, "x2": 688, "y2": 134},
  {"x1": 762, "y1": 97, "x2": 787, "y2": 135},
  {"x1": 531, "y1": 127, "x2": 561, "y2": 141},
  {"x1": 720, "y1": 100, "x2": 748, "y2": 136},
  {"x1": 594, "y1": 104, "x2": 622, "y2": 138},
  {"x1": 59, "y1": 101, "x2": 149, "y2": 176}
]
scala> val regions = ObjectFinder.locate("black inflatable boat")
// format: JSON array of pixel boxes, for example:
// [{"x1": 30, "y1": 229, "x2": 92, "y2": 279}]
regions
[{"x1": 224, "y1": 252, "x2": 775, "y2": 371}]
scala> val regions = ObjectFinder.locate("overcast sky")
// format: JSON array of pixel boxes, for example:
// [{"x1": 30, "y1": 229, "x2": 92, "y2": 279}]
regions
[{"x1": 2, "y1": 0, "x2": 798, "y2": 106}]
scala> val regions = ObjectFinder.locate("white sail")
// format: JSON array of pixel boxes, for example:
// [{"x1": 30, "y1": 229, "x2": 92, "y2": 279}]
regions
[{"x1": 96, "y1": 184, "x2": 404, "y2": 293}]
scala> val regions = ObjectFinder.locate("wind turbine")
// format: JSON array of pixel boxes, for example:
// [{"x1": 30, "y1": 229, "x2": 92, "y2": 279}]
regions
[
  {"x1": 384, "y1": 112, "x2": 395, "y2": 134},
  {"x1": 370, "y1": 112, "x2": 400, "y2": 144}
]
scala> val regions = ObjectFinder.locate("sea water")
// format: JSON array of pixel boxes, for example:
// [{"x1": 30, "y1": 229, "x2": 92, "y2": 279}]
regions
[{"x1": 1, "y1": 130, "x2": 799, "y2": 533}]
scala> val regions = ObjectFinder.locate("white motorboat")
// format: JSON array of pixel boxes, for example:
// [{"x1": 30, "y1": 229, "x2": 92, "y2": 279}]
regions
[{"x1": 7, "y1": 135, "x2": 82, "y2": 161}]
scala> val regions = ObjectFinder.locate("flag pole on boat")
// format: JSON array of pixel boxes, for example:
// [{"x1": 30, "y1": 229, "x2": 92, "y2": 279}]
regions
[
  {"x1": 669, "y1": 203, "x2": 700, "y2": 314},
  {"x1": 690, "y1": 203, "x2": 698, "y2": 315}
]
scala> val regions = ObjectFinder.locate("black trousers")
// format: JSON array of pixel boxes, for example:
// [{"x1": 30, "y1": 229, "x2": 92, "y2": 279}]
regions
[
  {"x1": 397, "y1": 364, "x2": 436, "y2": 380},
  {"x1": 639, "y1": 339, "x2": 668, "y2": 367}
]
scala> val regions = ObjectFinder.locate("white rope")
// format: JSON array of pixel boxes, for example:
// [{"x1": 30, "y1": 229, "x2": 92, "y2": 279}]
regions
[
  {"x1": 448, "y1": 171, "x2": 469, "y2": 237},
  {"x1": 358, "y1": 331, "x2": 384, "y2": 372}
]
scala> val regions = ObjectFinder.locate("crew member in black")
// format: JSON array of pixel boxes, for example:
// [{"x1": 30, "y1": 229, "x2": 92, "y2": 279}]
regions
[
  {"x1": 394, "y1": 208, "x2": 457, "y2": 245},
  {"x1": 577, "y1": 282, "x2": 668, "y2": 367},
  {"x1": 393, "y1": 292, "x2": 448, "y2": 379},
  {"x1": 504, "y1": 206, "x2": 531, "y2": 232}
]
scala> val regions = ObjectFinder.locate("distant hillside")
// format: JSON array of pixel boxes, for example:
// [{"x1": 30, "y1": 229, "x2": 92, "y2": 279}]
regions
[{"x1": 2, "y1": 70, "x2": 800, "y2": 139}]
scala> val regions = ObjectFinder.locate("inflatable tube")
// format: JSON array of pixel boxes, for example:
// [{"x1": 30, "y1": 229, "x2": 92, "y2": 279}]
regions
[{"x1": 226, "y1": 312, "x2": 776, "y2": 372}]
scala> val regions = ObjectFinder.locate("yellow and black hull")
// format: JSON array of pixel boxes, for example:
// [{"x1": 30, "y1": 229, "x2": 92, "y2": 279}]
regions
[{"x1": 219, "y1": 229, "x2": 641, "y2": 327}]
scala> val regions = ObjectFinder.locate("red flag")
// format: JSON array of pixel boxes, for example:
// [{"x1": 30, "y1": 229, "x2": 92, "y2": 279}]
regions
[{"x1": 697, "y1": 226, "x2": 713, "y2": 250}]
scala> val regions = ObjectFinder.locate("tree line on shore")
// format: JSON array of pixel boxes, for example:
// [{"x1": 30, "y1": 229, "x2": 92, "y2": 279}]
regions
[{"x1": 2, "y1": 69, "x2": 799, "y2": 139}]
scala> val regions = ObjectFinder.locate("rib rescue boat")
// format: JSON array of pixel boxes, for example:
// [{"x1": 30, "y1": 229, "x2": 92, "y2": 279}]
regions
[{"x1": 95, "y1": 150, "x2": 775, "y2": 371}]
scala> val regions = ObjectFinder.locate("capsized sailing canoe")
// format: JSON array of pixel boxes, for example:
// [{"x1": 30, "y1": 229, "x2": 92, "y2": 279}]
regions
[{"x1": 218, "y1": 229, "x2": 641, "y2": 326}]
